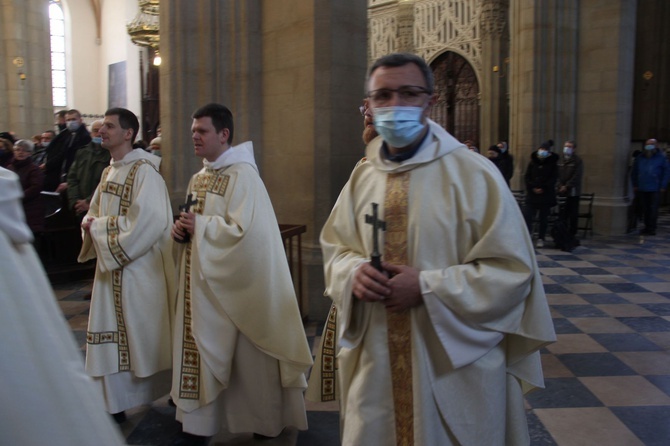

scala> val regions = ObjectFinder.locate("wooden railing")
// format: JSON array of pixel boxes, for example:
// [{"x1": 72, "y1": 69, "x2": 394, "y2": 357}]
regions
[{"x1": 279, "y1": 224, "x2": 307, "y2": 317}]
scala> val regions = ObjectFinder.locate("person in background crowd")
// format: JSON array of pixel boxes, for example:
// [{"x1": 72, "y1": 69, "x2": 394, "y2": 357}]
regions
[
  {"x1": 631, "y1": 138, "x2": 670, "y2": 236},
  {"x1": 55, "y1": 110, "x2": 67, "y2": 133},
  {"x1": 464, "y1": 139, "x2": 480, "y2": 154},
  {"x1": 486, "y1": 144, "x2": 504, "y2": 175},
  {"x1": 557, "y1": 140, "x2": 584, "y2": 237},
  {"x1": 149, "y1": 136, "x2": 162, "y2": 157},
  {"x1": 0, "y1": 137, "x2": 14, "y2": 168},
  {"x1": 67, "y1": 120, "x2": 110, "y2": 220},
  {"x1": 31, "y1": 130, "x2": 54, "y2": 167},
  {"x1": 43, "y1": 109, "x2": 92, "y2": 192},
  {"x1": 7, "y1": 140, "x2": 45, "y2": 236},
  {"x1": 524, "y1": 139, "x2": 559, "y2": 248},
  {"x1": 496, "y1": 140, "x2": 514, "y2": 186}
]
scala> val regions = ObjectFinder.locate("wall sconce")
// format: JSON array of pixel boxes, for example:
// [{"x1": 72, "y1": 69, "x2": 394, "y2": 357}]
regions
[
  {"x1": 19, "y1": 72, "x2": 27, "y2": 82},
  {"x1": 492, "y1": 57, "x2": 510, "y2": 78},
  {"x1": 153, "y1": 51, "x2": 162, "y2": 66}
]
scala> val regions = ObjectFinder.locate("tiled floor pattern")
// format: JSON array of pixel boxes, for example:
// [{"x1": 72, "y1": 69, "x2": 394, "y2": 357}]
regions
[{"x1": 52, "y1": 211, "x2": 670, "y2": 445}]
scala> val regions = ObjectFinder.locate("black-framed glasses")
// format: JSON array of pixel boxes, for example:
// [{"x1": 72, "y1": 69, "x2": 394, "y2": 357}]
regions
[{"x1": 367, "y1": 86, "x2": 431, "y2": 105}]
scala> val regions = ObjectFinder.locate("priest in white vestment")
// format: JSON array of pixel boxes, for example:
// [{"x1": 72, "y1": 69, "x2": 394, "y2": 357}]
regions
[
  {"x1": 309, "y1": 53, "x2": 556, "y2": 445},
  {"x1": 0, "y1": 168, "x2": 126, "y2": 445},
  {"x1": 170, "y1": 103, "x2": 313, "y2": 439},
  {"x1": 78, "y1": 108, "x2": 175, "y2": 420}
]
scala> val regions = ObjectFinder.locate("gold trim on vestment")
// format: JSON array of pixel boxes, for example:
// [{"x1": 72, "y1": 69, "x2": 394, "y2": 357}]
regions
[
  {"x1": 384, "y1": 172, "x2": 414, "y2": 445},
  {"x1": 100, "y1": 159, "x2": 153, "y2": 268},
  {"x1": 318, "y1": 304, "x2": 338, "y2": 401},
  {"x1": 179, "y1": 244, "x2": 200, "y2": 399},
  {"x1": 177, "y1": 168, "x2": 231, "y2": 399},
  {"x1": 86, "y1": 269, "x2": 130, "y2": 371}
]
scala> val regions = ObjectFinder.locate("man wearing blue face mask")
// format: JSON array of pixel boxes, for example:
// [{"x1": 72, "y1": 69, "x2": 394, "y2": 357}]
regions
[
  {"x1": 43, "y1": 109, "x2": 92, "y2": 192},
  {"x1": 315, "y1": 52, "x2": 555, "y2": 445},
  {"x1": 523, "y1": 140, "x2": 559, "y2": 248},
  {"x1": 67, "y1": 120, "x2": 111, "y2": 219},
  {"x1": 631, "y1": 138, "x2": 670, "y2": 236}
]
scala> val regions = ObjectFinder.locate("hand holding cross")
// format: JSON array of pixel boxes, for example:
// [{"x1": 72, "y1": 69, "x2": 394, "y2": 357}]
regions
[
  {"x1": 175, "y1": 193, "x2": 198, "y2": 244},
  {"x1": 365, "y1": 202, "x2": 386, "y2": 272}
]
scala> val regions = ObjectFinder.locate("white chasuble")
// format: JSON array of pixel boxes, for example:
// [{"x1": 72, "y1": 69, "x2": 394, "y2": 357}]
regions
[
  {"x1": 78, "y1": 150, "x2": 175, "y2": 394},
  {"x1": 315, "y1": 121, "x2": 556, "y2": 446},
  {"x1": 0, "y1": 168, "x2": 125, "y2": 445},
  {"x1": 171, "y1": 143, "x2": 313, "y2": 437}
]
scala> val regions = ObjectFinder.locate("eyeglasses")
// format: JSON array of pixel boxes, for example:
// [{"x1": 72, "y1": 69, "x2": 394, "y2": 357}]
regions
[
  {"x1": 367, "y1": 86, "x2": 431, "y2": 105},
  {"x1": 13, "y1": 146, "x2": 29, "y2": 152}
]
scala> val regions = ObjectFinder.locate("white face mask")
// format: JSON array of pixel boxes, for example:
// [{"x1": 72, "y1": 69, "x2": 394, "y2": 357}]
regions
[
  {"x1": 372, "y1": 106, "x2": 426, "y2": 148},
  {"x1": 563, "y1": 146, "x2": 573, "y2": 156}
]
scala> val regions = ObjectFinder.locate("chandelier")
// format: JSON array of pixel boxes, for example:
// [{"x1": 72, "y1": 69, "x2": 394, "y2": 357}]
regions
[{"x1": 127, "y1": 0, "x2": 160, "y2": 51}]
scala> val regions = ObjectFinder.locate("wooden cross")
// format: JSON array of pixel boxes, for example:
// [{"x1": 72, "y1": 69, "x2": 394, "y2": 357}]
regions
[{"x1": 365, "y1": 202, "x2": 386, "y2": 272}]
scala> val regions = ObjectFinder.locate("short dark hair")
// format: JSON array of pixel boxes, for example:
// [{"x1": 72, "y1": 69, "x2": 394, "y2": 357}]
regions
[
  {"x1": 192, "y1": 103, "x2": 234, "y2": 144},
  {"x1": 367, "y1": 52, "x2": 434, "y2": 94},
  {"x1": 42, "y1": 130, "x2": 56, "y2": 138},
  {"x1": 66, "y1": 109, "x2": 82, "y2": 119},
  {"x1": 105, "y1": 107, "x2": 140, "y2": 143}
]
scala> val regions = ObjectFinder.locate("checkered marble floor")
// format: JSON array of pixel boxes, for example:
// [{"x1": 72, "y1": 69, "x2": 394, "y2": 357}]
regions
[{"x1": 52, "y1": 210, "x2": 670, "y2": 446}]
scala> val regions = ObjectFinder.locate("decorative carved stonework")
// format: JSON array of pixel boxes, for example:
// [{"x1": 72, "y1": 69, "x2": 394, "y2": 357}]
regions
[
  {"x1": 480, "y1": 0, "x2": 506, "y2": 38},
  {"x1": 368, "y1": 1, "x2": 482, "y2": 74}
]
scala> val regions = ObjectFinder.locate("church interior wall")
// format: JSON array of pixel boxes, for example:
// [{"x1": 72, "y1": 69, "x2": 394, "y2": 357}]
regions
[{"x1": 61, "y1": 0, "x2": 142, "y2": 126}]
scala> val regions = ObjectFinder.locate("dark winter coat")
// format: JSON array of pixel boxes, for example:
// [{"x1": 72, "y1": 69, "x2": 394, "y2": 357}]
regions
[
  {"x1": 8, "y1": 157, "x2": 45, "y2": 232},
  {"x1": 498, "y1": 150, "x2": 514, "y2": 185},
  {"x1": 557, "y1": 153, "x2": 584, "y2": 197},
  {"x1": 43, "y1": 125, "x2": 91, "y2": 191},
  {"x1": 524, "y1": 151, "x2": 559, "y2": 206}
]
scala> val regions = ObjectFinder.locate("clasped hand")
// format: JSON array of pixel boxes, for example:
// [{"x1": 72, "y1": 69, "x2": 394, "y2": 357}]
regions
[
  {"x1": 352, "y1": 261, "x2": 423, "y2": 312},
  {"x1": 171, "y1": 211, "x2": 195, "y2": 241}
]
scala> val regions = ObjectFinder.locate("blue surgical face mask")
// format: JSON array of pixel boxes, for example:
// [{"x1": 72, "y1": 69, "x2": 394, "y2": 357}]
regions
[
  {"x1": 91, "y1": 136, "x2": 102, "y2": 144},
  {"x1": 563, "y1": 146, "x2": 573, "y2": 156},
  {"x1": 644, "y1": 144, "x2": 656, "y2": 151},
  {"x1": 372, "y1": 106, "x2": 426, "y2": 148},
  {"x1": 537, "y1": 149, "x2": 549, "y2": 158},
  {"x1": 66, "y1": 121, "x2": 80, "y2": 132}
]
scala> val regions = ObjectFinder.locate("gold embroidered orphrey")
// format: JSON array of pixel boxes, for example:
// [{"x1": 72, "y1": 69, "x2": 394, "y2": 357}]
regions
[
  {"x1": 317, "y1": 304, "x2": 338, "y2": 401},
  {"x1": 384, "y1": 171, "x2": 414, "y2": 445},
  {"x1": 86, "y1": 159, "x2": 156, "y2": 372},
  {"x1": 178, "y1": 169, "x2": 230, "y2": 399}
]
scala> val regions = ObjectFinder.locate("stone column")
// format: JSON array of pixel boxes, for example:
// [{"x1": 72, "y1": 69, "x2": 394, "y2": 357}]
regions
[
  {"x1": 480, "y1": 0, "x2": 509, "y2": 149},
  {"x1": 159, "y1": 0, "x2": 367, "y2": 318},
  {"x1": 575, "y1": 0, "x2": 637, "y2": 234},
  {"x1": 159, "y1": 0, "x2": 263, "y2": 206},
  {"x1": 0, "y1": 0, "x2": 53, "y2": 137}
]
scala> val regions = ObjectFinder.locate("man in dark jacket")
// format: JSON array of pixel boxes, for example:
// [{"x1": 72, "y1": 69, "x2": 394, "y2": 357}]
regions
[
  {"x1": 557, "y1": 140, "x2": 584, "y2": 237},
  {"x1": 67, "y1": 120, "x2": 110, "y2": 220},
  {"x1": 496, "y1": 141, "x2": 514, "y2": 186},
  {"x1": 631, "y1": 138, "x2": 670, "y2": 236},
  {"x1": 43, "y1": 109, "x2": 91, "y2": 192},
  {"x1": 524, "y1": 139, "x2": 558, "y2": 248}
]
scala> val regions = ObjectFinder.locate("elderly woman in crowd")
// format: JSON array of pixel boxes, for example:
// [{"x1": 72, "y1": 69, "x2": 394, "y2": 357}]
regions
[{"x1": 7, "y1": 139, "x2": 45, "y2": 235}]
